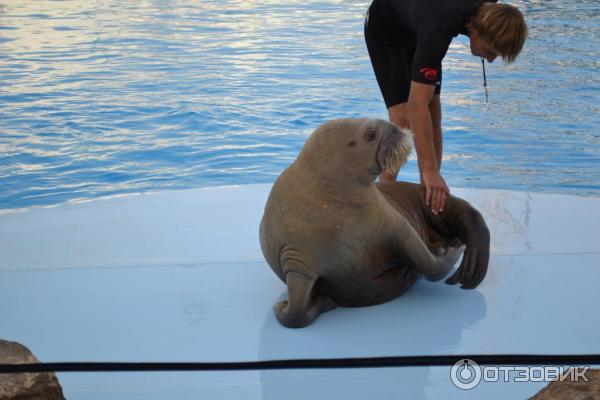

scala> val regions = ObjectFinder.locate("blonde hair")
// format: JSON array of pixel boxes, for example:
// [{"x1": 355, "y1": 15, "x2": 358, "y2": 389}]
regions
[{"x1": 469, "y1": 3, "x2": 528, "y2": 63}]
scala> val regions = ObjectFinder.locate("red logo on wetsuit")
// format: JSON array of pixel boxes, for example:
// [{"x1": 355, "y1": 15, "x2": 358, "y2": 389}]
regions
[{"x1": 420, "y1": 67, "x2": 438, "y2": 81}]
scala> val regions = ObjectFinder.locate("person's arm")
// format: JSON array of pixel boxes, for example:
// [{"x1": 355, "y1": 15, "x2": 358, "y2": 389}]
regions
[
  {"x1": 409, "y1": 15, "x2": 453, "y2": 214},
  {"x1": 429, "y1": 94, "x2": 443, "y2": 170},
  {"x1": 408, "y1": 81, "x2": 448, "y2": 215}
]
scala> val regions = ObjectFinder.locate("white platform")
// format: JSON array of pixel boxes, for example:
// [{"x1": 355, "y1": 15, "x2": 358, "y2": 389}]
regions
[{"x1": 1, "y1": 184, "x2": 599, "y2": 399}]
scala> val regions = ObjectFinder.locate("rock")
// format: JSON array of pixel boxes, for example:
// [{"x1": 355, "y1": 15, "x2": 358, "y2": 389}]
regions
[
  {"x1": 0, "y1": 339, "x2": 65, "y2": 400},
  {"x1": 531, "y1": 368, "x2": 600, "y2": 399}
]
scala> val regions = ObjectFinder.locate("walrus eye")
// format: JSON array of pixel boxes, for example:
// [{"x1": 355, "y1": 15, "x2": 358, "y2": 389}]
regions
[
  {"x1": 348, "y1": 141, "x2": 356, "y2": 147},
  {"x1": 365, "y1": 128, "x2": 377, "y2": 142}
]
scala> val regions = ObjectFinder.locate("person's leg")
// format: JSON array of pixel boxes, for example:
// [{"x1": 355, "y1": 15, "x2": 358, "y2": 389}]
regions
[
  {"x1": 379, "y1": 103, "x2": 410, "y2": 182},
  {"x1": 388, "y1": 102, "x2": 410, "y2": 129},
  {"x1": 365, "y1": 18, "x2": 413, "y2": 182},
  {"x1": 384, "y1": 95, "x2": 441, "y2": 183}
]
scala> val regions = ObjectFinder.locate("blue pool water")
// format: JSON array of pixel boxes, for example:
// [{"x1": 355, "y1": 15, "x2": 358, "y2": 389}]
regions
[{"x1": 0, "y1": 0, "x2": 599, "y2": 210}]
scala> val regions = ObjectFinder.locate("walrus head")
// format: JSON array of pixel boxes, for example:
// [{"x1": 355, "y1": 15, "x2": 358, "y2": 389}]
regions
[{"x1": 296, "y1": 118, "x2": 412, "y2": 184}]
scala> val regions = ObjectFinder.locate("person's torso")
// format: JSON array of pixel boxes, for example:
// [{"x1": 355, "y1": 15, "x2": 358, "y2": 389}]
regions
[{"x1": 369, "y1": 0, "x2": 493, "y2": 41}]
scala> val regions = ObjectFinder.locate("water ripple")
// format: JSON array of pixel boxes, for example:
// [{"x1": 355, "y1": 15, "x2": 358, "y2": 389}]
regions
[{"x1": 0, "y1": 0, "x2": 599, "y2": 210}]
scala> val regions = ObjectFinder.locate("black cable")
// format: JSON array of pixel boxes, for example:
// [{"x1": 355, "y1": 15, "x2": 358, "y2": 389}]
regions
[
  {"x1": 482, "y1": 57, "x2": 489, "y2": 103},
  {"x1": 1, "y1": 354, "x2": 599, "y2": 374}
]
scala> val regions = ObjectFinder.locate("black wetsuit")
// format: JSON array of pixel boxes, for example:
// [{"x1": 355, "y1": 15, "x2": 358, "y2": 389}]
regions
[{"x1": 364, "y1": 0, "x2": 497, "y2": 108}]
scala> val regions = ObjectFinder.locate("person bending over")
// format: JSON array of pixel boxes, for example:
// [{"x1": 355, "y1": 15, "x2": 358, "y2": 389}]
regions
[{"x1": 364, "y1": 0, "x2": 527, "y2": 214}]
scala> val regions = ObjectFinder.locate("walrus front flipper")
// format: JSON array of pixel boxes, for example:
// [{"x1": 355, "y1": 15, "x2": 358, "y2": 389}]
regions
[
  {"x1": 433, "y1": 196, "x2": 491, "y2": 289},
  {"x1": 394, "y1": 222, "x2": 465, "y2": 282},
  {"x1": 274, "y1": 272, "x2": 337, "y2": 328}
]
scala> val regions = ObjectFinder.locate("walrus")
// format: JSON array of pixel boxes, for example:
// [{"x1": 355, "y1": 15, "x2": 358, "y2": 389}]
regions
[{"x1": 259, "y1": 118, "x2": 490, "y2": 328}]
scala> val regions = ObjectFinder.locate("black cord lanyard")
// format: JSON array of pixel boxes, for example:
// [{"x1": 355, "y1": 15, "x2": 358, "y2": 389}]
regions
[{"x1": 481, "y1": 57, "x2": 488, "y2": 103}]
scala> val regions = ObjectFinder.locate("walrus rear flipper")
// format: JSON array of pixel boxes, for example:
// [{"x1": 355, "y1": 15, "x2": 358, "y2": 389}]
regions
[
  {"x1": 275, "y1": 272, "x2": 337, "y2": 328},
  {"x1": 433, "y1": 196, "x2": 491, "y2": 289}
]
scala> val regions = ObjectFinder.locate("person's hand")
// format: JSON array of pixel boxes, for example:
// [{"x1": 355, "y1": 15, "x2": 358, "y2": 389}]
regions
[{"x1": 422, "y1": 169, "x2": 449, "y2": 215}]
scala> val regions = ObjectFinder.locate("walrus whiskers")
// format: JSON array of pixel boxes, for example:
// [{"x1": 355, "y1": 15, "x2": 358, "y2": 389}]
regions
[{"x1": 383, "y1": 130, "x2": 413, "y2": 176}]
